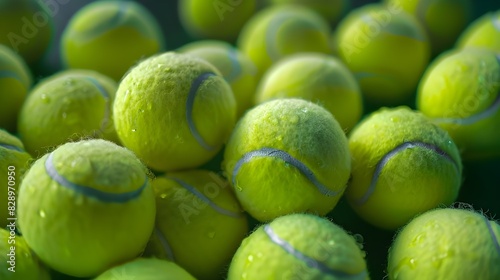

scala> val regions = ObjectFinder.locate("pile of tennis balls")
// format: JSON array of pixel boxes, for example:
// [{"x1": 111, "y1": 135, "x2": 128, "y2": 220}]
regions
[{"x1": 0, "y1": 0, "x2": 499, "y2": 279}]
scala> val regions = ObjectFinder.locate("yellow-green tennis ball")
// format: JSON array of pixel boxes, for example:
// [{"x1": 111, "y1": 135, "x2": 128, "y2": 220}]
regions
[
  {"x1": 17, "y1": 69, "x2": 119, "y2": 157},
  {"x1": 61, "y1": 0, "x2": 165, "y2": 81},
  {"x1": 113, "y1": 52, "x2": 237, "y2": 172},
  {"x1": 17, "y1": 139, "x2": 156, "y2": 277},
  {"x1": 0, "y1": 228, "x2": 51, "y2": 280},
  {"x1": 416, "y1": 49, "x2": 500, "y2": 160},
  {"x1": 267, "y1": 0, "x2": 349, "y2": 24},
  {"x1": 346, "y1": 107, "x2": 463, "y2": 230},
  {"x1": 456, "y1": 10, "x2": 500, "y2": 53},
  {"x1": 335, "y1": 3, "x2": 431, "y2": 105},
  {"x1": 223, "y1": 98, "x2": 350, "y2": 222},
  {"x1": 95, "y1": 258, "x2": 195, "y2": 280},
  {"x1": 144, "y1": 170, "x2": 248, "y2": 280},
  {"x1": 0, "y1": 0, "x2": 54, "y2": 64},
  {"x1": 177, "y1": 40, "x2": 258, "y2": 118},
  {"x1": 387, "y1": 208, "x2": 500, "y2": 280},
  {"x1": 237, "y1": 5, "x2": 332, "y2": 78},
  {"x1": 228, "y1": 213, "x2": 369, "y2": 279},
  {"x1": 384, "y1": 0, "x2": 472, "y2": 55},
  {"x1": 0, "y1": 44, "x2": 32, "y2": 132},
  {"x1": 179, "y1": 0, "x2": 257, "y2": 41},
  {"x1": 0, "y1": 129, "x2": 31, "y2": 229},
  {"x1": 255, "y1": 53, "x2": 362, "y2": 132}
]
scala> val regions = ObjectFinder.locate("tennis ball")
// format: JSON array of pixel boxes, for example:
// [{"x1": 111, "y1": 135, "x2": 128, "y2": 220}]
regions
[
  {"x1": 255, "y1": 53, "x2": 362, "y2": 132},
  {"x1": 384, "y1": 0, "x2": 472, "y2": 55},
  {"x1": 17, "y1": 139, "x2": 156, "y2": 277},
  {"x1": 416, "y1": 49, "x2": 500, "y2": 160},
  {"x1": 177, "y1": 40, "x2": 258, "y2": 117},
  {"x1": 237, "y1": 5, "x2": 332, "y2": 78},
  {"x1": 335, "y1": 3, "x2": 431, "y2": 105},
  {"x1": 346, "y1": 107, "x2": 463, "y2": 230},
  {"x1": 0, "y1": 129, "x2": 31, "y2": 229},
  {"x1": 113, "y1": 52, "x2": 237, "y2": 172},
  {"x1": 267, "y1": 0, "x2": 349, "y2": 24},
  {"x1": 61, "y1": 0, "x2": 165, "y2": 81},
  {"x1": 0, "y1": 0, "x2": 53, "y2": 64},
  {"x1": 0, "y1": 44, "x2": 32, "y2": 132},
  {"x1": 179, "y1": 0, "x2": 257, "y2": 41},
  {"x1": 222, "y1": 98, "x2": 350, "y2": 222},
  {"x1": 387, "y1": 208, "x2": 500, "y2": 279},
  {"x1": 95, "y1": 258, "x2": 195, "y2": 280},
  {"x1": 17, "y1": 69, "x2": 119, "y2": 157},
  {"x1": 228, "y1": 213, "x2": 369, "y2": 279},
  {"x1": 456, "y1": 9, "x2": 500, "y2": 53},
  {"x1": 144, "y1": 170, "x2": 248, "y2": 280},
  {"x1": 0, "y1": 228, "x2": 51, "y2": 280}
]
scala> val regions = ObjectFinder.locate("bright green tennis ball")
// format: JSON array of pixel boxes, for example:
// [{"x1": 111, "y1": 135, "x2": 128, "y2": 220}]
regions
[
  {"x1": 0, "y1": 228, "x2": 51, "y2": 280},
  {"x1": 17, "y1": 69, "x2": 119, "y2": 157},
  {"x1": 384, "y1": 0, "x2": 472, "y2": 55},
  {"x1": 228, "y1": 213, "x2": 369, "y2": 279},
  {"x1": 335, "y1": 3, "x2": 431, "y2": 105},
  {"x1": 237, "y1": 5, "x2": 332, "y2": 78},
  {"x1": 0, "y1": 0, "x2": 54, "y2": 64},
  {"x1": 144, "y1": 170, "x2": 248, "y2": 280},
  {"x1": 267, "y1": 0, "x2": 350, "y2": 24},
  {"x1": 113, "y1": 52, "x2": 236, "y2": 172},
  {"x1": 17, "y1": 139, "x2": 156, "y2": 277},
  {"x1": 456, "y1": 9, "x2": 500, "y2": 53},
  {"x1": 0, "y1": 44, "x2": 32, "y2": 132},
  {"x1": 95, "y1": 258, "x2": 195, "y2": 280},
  {"x1": 61, "y1": 0, "x2": 165, "y2": 81},
  {"x1": 179, "y1": 0, "x2": 257, "y2": 41},
  {"x1": 255, "y1": 53, "x2": 363, "y2": 132},
  {"x1": 416, "y1": 49, "x2": 500, "y2": 160},
  {"x1": 346, "y1": 107, "x2": 463, "y2": 230},
  {"x1": 0, "y1": 129, "x2": 31, "y2": 229},
  {"x1": 222, "y1": 98, "x2": 350, "y2": 222},
  {"x1": 387, "y1": 208, "x2": 500, "y2": 279},
  {"x1": 177, "y1": 40, "x2": 258, "y2": 118}
]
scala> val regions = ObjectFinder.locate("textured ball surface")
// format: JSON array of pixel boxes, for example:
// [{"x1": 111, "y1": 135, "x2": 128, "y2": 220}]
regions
[
  {"x1": 335, "y1": 3, "x2": 430, "y2": 105},
  {"x1": 0, "y1": 228, "x2": 51, "y2": 280},
  {"x1": 417, "y1": 49, "x2": 500, "y2": 160},
  {"x1": 456, "y1": 9, "x2": 500, "y2": 53},
  {"x1": 227, "y1": 213, "x2": 369, "y2": 279},
  {"x1": 384, "y1": 0, "x2": 472, "y2": 55},
  {"x1": 268, "y1": 0, "x2": 349, "y2": 23},
  {"x1": 114, "y1": 52, "x2": 236, "y2": 172},
  {"x1": 255, "y1": 53, "x2": 362, "y2": 132},
  {"x1": 18, "y1": 139, "x2": 156, "y2": 277},
  {"x1": 18, "y1": 69, "x2": 119, "y2": 157},
  {"x1": 347, "y1": 107, "x2": 462, "y2": 229},
  {"x1": 387, "y1": 208, "x2": 500, "y2": 280},
  {"x1": 223, "y1": 99, "x2": 350, "y2": 222},
  {"x1": 237, "y1": 5, "x2": 331, "y2": 77},
  {"x1": 61, "y1": 0, "x2": 165, "y2": 80},
  {"x1": 95, "y1": 258, "x2": 195, "y2": 280},
  {"x1": 0, "y1": 0, "x2": 53, "y2": 64},
  {"x1": 0, "y1": 44, "x2": 32, "y2": 132},
  {"x1": 179, "y1": 0, "x2": 257, "y2": 41},
  {"x1": 144, "y1": 170, "x2": 248, "y2": 280},
  {"x1": 177, "y1": 40, "x2": 258, "y2": 117},
  {"x1": 0, "y1": 129, "x2": 31, "y2": 229}
]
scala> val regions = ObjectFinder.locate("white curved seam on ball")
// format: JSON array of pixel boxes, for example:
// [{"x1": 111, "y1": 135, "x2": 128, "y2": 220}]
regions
[
  {"x1": 155, "y1": 227, "x2": 176, "y2": 261},
  {"x1": 483, "y1": 217, "x2": 500, "y2": 256},
  {"x1": 492, "y1": 12, "x2": 500, "y2": 32},
  {"x1": 266, "y1": 13, "x2": 290, "y2": 62},
  {"x1": 355, "y1": 141, "x2": 459, "y2": 206},
  {"x1": 186, "y1": 72, "x2": 218, "y2": 151},
  {"x1": 264, "y1": 224, "x2": 368, "y2": 279},
  {"x1": 433, "y1": 89, "x2": 500, "y2": 126},
  {"x1": 85, "y1": 77, "x2": 110, "y2": 136},
  {"x1": 359, "y1": 14, "x2": 426, "y2": 42},
  {"x1": 77, "y1": 1, "x2": 128, "y2": 42},
  {"x1": 45, "y1": 152, "x2": 148, "y2": 203},
  {"x1": 0, "y1": 143, "x2": 23, "y2": 152},
  {"x1": 232, "y1": 148, "x2": 341, "y2": 197},
  {"x1": 0, "y1": 70, "x2": 25, "y2": 87},
  {"x1": 168, "y1": 176, "x2": 244, "y2": 218},
  {"x1": 226, "y1": 47, "x2": 242, "y2": 83}
]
